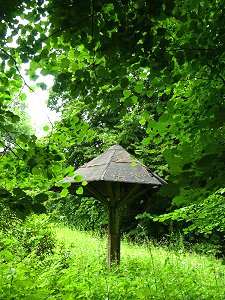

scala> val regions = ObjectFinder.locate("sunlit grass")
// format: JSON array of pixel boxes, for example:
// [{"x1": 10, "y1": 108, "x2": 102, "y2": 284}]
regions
[
  {"x1": 1, "y1": 225, "x2": 224, "y2": 300},
  {"x1": 53, "y1": 226, "x2": 225, "y2": 300}
]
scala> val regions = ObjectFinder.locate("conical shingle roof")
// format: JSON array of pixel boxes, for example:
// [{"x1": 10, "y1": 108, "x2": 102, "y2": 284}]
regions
[{"x1": 62, "y1": 144, "x2": 166, "y2": 186}]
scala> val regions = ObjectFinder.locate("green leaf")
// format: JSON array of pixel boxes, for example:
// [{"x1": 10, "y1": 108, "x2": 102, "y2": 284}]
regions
[
  {"x1": 120, "y1": 78, "x2": 129, "y2": 88},
  {"x1": 40, "y1": 68, "x2": 50, "y2": 76},
  {"x1": 32, "y1": 167, "x2": 42, "y2": 176},
  {"x1": 4, "y1": 124, "x2": 13, "y2": 131},
  {"x1": 96, "y1": 66, "x2": 110, "y2": 78},
  {"x1": 75, "y1": 174, "x2": 84, "y2": 182},
  {"x1": 27, "y1": 158, "x2": 37, "y2": 168},
  {"x1": 0, "y1": 140, "x2": 5, "y2": 147},
  {"x1": 11, "y1": 115, "x2": 20, "y2": 122},
  {"x1": 60, "y1": 188, "x2": 69, "y2": 197},
  {"x1": 61, "y1": 182, "x2": 71, "y2": 188},
  {"x1": 159, "y1": 183, "x2": 180, "y2": 197},
  {"x1": 43, "y1": 125, "x2": 50, "y2": 132},
  {"x1": 139, "y1": 118, "x2": 146, "y2": 125},
  {"x1": 13, "y1": 188, "x2": 26, "y2": 197},
  {"x1": 147, "y1": 90, "x2": 154, "y2": 97},
  {"x1": 1, "y1": 249, "x2": 13, "y2": 260},
  {"x1": 38, "y1": 82, "x2": 47, "y2": 90},
  {"x1": 61, "y1": 58, "x2": 70, "y2": 68},
  {"x1": 65, "y1": 166, "x2": 74, "y2": 174},
  {"x1": 197, "y1": 154, "x2": 218, "y2": 168},
  {"x1": 134, "y1": 82, "x2": 144, "y2": 93},
  {"x1": 123, "y1": 90, "x2": 131, "y2": 97},
  {"x1": 32, "y1": 203, "x2": 46, "y2": 213},
  {"x1": 73, "y1": 116, "x2": 79, "y2": 123},
  {"x1": 70, "y1": 61, "x2": 79, "y2": 72},
  {"x1": 131, "y1": 95, "x2": 138, "y2": 104},
  {"x1": 76, "y1": 186, "x2": 83, "y2": 195},
  {"x1": 34, "y1": 193, "x2": 49, "y2": 203},
  {"x1": 20, "y1": 93, "x2": 27, "y2": 100},
  {"x1": 0, "y1": 115, "x2": 5, "y2": 123},
  {"x1": 18, "y1": 134, "x2": 28, "y2": 143}
]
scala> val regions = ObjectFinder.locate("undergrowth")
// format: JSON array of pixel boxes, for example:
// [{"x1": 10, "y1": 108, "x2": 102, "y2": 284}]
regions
[{"x1": 0, "y1": 215, "x2": 224, "y2": 299}]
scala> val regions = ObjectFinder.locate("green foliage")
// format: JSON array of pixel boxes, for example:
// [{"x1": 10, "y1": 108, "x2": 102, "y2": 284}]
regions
[
  {"x1": 155, "y1": 189, "x2": 225, "y2": 235},
  {"x1": 0, "y1": 226, "x2": 224, "y2": 299},
  {"x1": 0, "y1": 205, "x2": 22, "y2": 233},
  {"x1": 17, "y1": 214, "x2": 56, "y2": 257},
  {"x1": 0, "y1": 0, "x2": 224, "y2": 241},
  {"x1": 46, "y1": 194, "x2": 108, "y2": 231},
  {"x1": 0, "y1": 214, "x2": 56, "y2": 299},
  {"x1": 0, "y1": 213, "x2": 56, "y2": 259}
]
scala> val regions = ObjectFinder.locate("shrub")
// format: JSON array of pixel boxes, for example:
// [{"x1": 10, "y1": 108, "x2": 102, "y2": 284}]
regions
[
  {"x1": 17, "y1": 214, "x2": 56, "y2": 257},
  {"x1": 0, "y1": 205, "x2": 22, "y2": 234},
  {"x1": 46, "y1": 194, "x2": 108, "y2": 230}
]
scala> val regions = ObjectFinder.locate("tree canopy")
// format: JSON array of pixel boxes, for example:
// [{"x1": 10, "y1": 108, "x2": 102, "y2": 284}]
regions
[{"x1": 0, "y1": 0, "x2": 224, "y2": 237}]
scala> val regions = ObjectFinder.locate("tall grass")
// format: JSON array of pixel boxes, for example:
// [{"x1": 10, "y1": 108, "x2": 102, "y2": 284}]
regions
[{"x1": 1, "y1": 225, "x2": 224, "y2": 299}]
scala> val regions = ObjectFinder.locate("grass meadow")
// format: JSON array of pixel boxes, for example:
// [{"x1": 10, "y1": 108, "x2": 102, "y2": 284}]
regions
[{"x1": 1, "y1": 225, "x2": 224, "y2": 299}]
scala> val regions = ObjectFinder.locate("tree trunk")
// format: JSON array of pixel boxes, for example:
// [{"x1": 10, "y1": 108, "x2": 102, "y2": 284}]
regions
[{"x1": 107, "y1": 205, "x2": 120, "y2": 267}]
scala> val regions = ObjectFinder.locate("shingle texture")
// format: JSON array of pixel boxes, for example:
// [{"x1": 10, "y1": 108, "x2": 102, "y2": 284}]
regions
[{"x1": 62, "y1": 144, "x2": 166, "y2": 186}]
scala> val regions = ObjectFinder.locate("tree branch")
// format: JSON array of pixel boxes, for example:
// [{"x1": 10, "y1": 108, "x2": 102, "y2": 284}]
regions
[
  {"x1": 0, "y1": 47, "x2": 55, "y2": 131},
  {"x1": 10, "y1": 83, "x2": 26, "y2": 106},
  {"x1": 207, "y1": 64, "x2": 225, "y2": 85},
  {"x1": 218, "y1": 73, "x2": 225, "y2": 85},
  {"x1": 6, "y1": 146, "x2": 22, "y2": 160},
  {"x1": 0, "y1": 47, "x2": 35, "y2": 94},
  {"x1": 40, "y1": 0, "x2": 108, "y2": 43},
  {"x1": 0, "y1": 124, "x2": 28, "y2": 154},
  {"x1": 168, "y1": 46, "x2": 215, "y2": 52}
]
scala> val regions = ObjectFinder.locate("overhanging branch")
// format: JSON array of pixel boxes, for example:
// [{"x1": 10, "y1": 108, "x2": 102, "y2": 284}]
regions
[
  {"x1": 0, "y1": 47, "x2": 35, "y2": 94},
  {"x1": 40, "y1": 0, "x2": 108, "y2": 43}
]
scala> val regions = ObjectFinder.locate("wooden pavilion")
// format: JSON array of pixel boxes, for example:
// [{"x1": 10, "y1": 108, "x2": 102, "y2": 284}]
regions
[{"x1": 58, "y1": 144, "x2": 166, "y2": 266}]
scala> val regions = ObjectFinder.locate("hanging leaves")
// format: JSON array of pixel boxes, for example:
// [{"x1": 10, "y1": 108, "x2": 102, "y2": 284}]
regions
[{"x1": 0, "y1": 0, "x2": 224, "y2": 233}]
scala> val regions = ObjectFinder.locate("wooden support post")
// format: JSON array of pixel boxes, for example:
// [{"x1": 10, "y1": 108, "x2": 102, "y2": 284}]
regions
[{"x1": 107, "y1": 204, "x2": 120, "y2": 267}]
